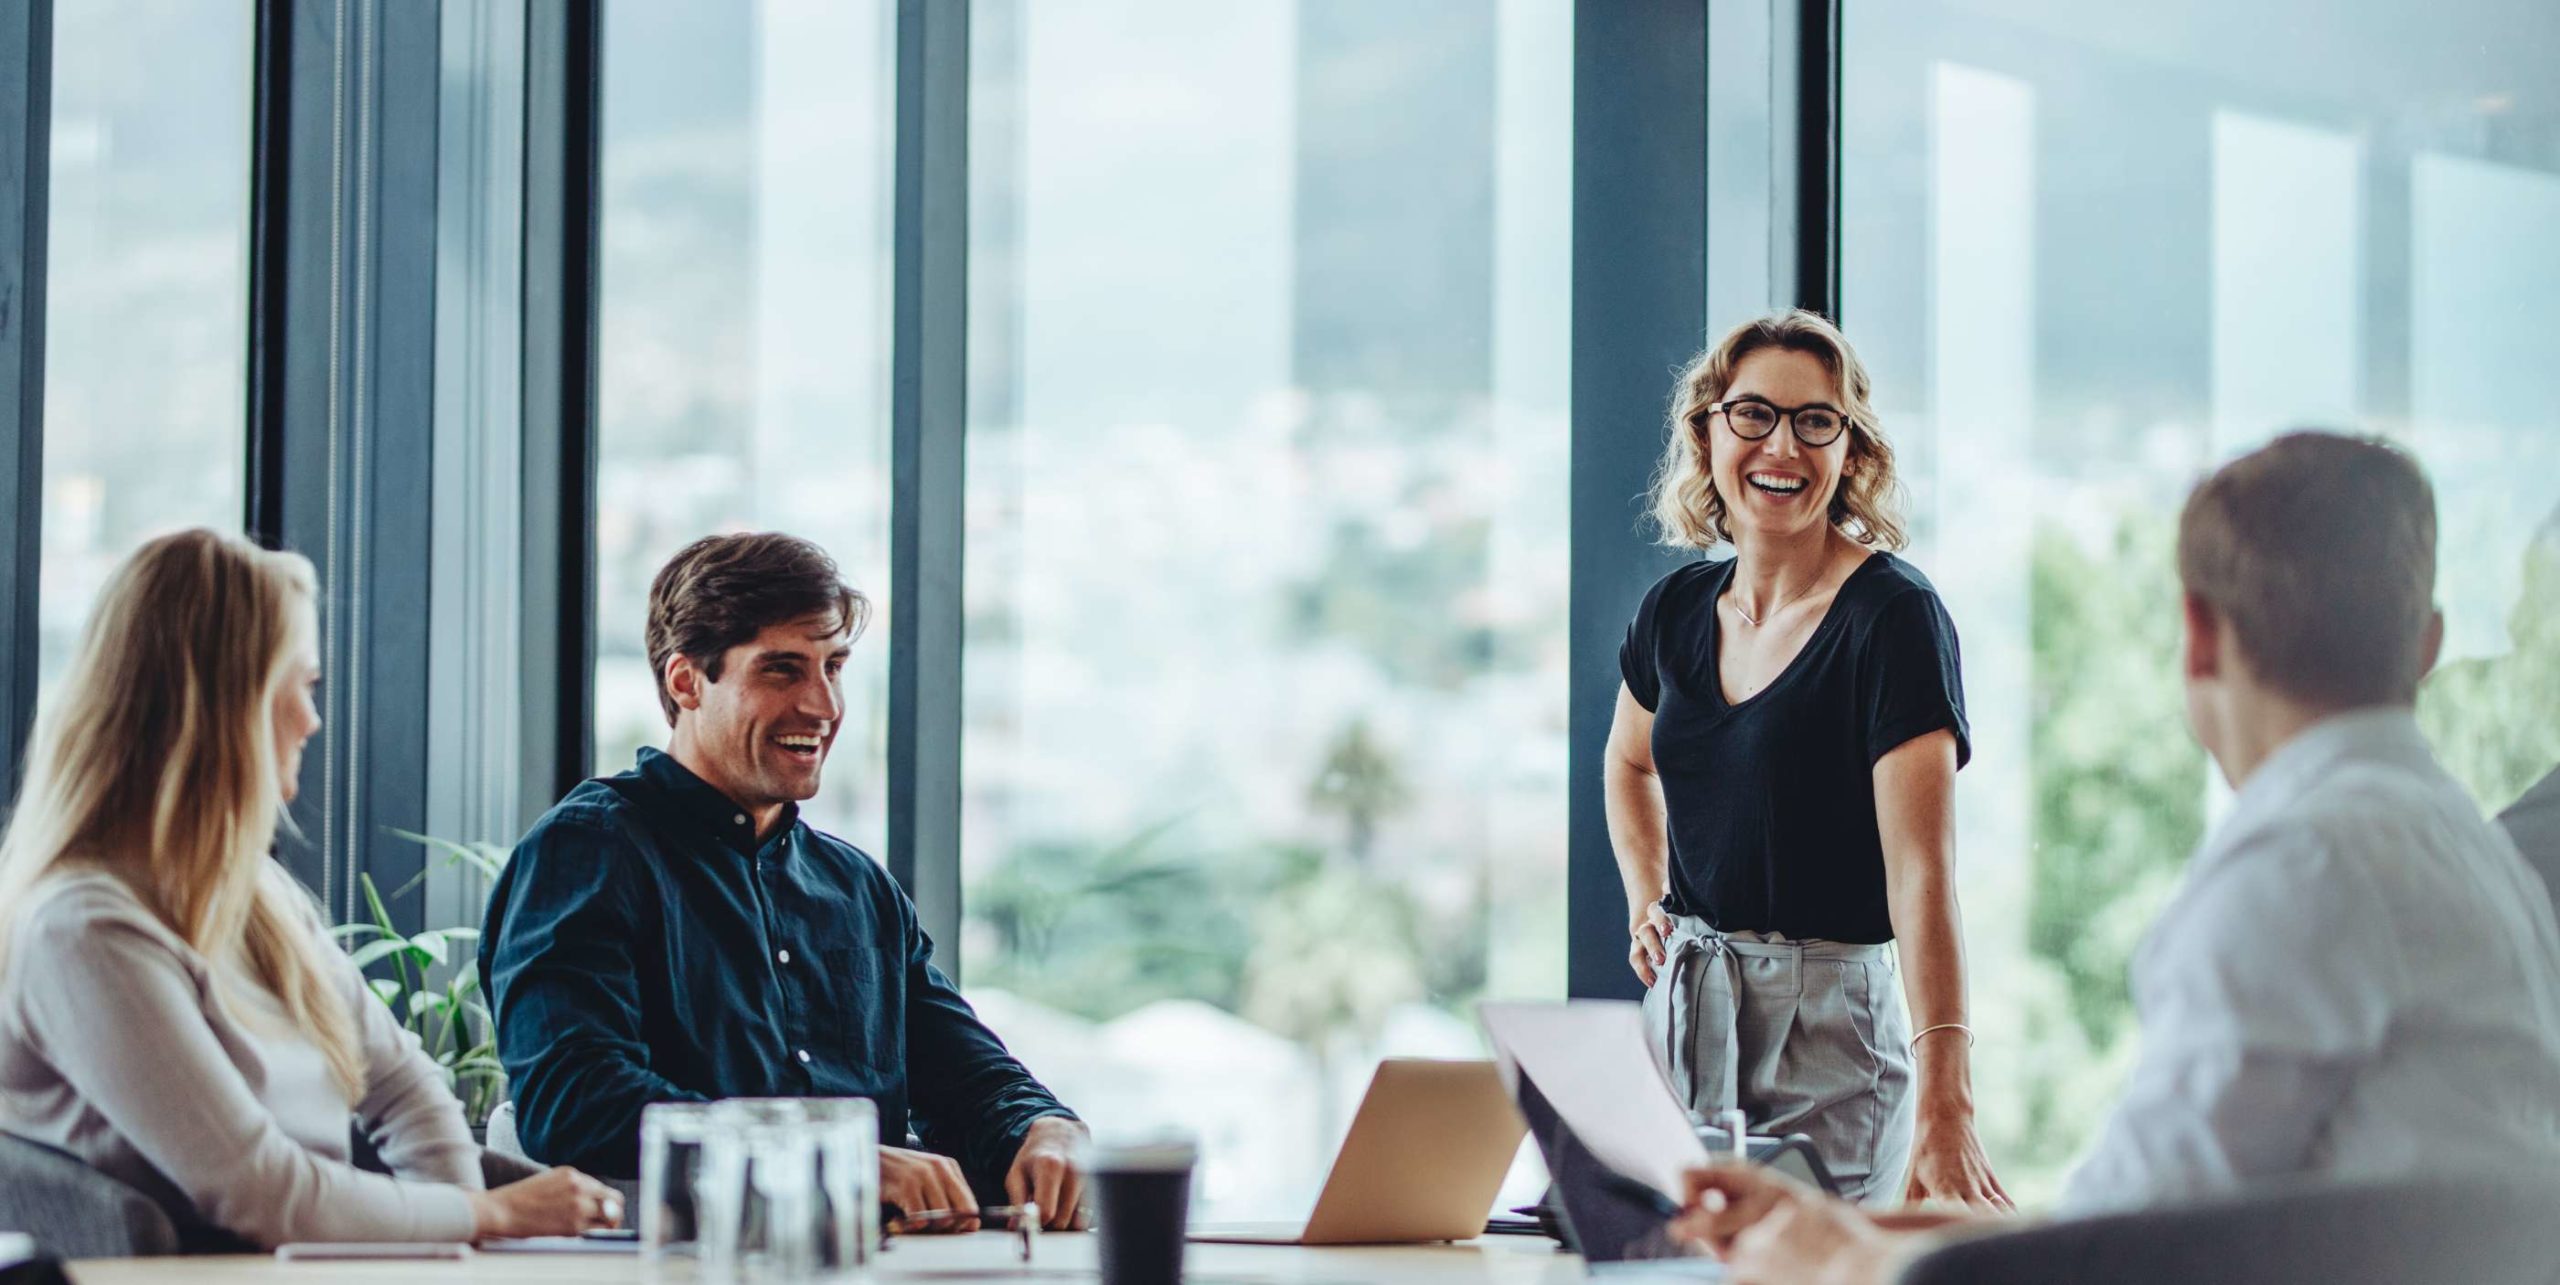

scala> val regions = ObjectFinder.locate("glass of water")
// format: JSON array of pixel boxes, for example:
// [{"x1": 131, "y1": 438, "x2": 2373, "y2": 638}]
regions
[
  {"x1": 803, "y1": 1098, "x2": 879, "y2": 1280},
  {"x1": 639, "y1": 1101, "x2": 718, "y2": 1265},
  {"x1": 694, "y1": 1097, "x2": 882, "y2": 1284},
  {"x1": 698, "y1": 1098, "x2": 834, "y2": 1284}
]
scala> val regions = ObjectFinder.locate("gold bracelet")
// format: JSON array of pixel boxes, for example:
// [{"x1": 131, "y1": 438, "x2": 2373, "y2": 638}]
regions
[{"x1": 1910, "y1": 1022, "x2": 1974, "y2": 1050}]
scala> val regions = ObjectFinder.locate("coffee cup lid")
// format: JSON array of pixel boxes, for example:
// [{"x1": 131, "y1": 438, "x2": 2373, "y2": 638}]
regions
[{"x1": 1085, "y1": 1135, "x2": 1199, "y2": 1172}]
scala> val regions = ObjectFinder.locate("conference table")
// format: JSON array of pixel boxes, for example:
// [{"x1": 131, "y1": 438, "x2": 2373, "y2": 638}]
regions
[{"x1": 69, "y1": 1233, "x2": 1595, "y2": 1283}]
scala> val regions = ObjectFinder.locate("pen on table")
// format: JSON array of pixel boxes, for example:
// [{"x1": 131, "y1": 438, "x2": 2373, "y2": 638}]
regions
[{"x1": 889, "y1": 1203, "x2": 1040, "y2": 1228}]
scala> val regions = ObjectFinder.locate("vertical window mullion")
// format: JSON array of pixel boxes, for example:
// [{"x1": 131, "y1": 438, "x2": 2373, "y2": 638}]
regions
[
  {"x1": 1566, "y1": 0, "x2": 1708, "y2": 1001},
  {"x1": 887, "y1": 0, "x2": 971, "y2": 967},
  {"x1": 0, "y1": 0, "x2": 51, "y2": 800},
  {"x1": 517, "y1": 0, "x2": 600, "y2": 831}
]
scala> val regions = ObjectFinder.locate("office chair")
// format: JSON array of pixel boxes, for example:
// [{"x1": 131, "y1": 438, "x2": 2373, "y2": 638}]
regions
[
  {"x1": 1896, "y1": 1171, "x2": 2560, "y2": 1285},
  {"x1": 0, "y1": 1123, "x2": 545, "y2": 1260}
]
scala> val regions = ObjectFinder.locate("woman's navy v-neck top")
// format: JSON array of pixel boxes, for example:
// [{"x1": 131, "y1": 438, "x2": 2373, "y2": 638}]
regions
[{"x1": 1619, "y1": 551, "x2": 1970, "y2": 944}]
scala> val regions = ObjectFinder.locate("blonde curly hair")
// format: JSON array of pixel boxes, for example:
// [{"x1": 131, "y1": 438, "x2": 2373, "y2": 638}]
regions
[{"x1": 1649, "y1": 310, "x2": 1908, "y2": 551}]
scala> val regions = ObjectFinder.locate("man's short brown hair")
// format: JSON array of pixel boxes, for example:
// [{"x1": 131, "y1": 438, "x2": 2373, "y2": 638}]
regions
[
  {"x1": 2177, "y1": 431, "x2": 2437, "y2": 707},
  {"x1": 645, "y1": 533, "x2": 871, "y2": 725}
]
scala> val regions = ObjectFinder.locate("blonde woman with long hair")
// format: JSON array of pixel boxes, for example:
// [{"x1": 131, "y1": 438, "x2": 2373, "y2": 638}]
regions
[
  {"x1": 1607, "y1": 312, "x2": 2007, "y2": 1207},
  {"x1": 0, "y1": 529, "x2": 619, "y2": 1247}
]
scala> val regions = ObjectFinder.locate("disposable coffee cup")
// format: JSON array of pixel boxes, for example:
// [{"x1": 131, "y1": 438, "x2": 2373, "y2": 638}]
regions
[{"x1": 1087, "y1": 1137, "x2": 1197, "y2": 1285}]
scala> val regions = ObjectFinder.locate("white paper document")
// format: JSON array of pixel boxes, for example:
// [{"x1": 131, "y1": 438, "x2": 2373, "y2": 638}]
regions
[
  {"x1": 478, "y1": 1236, "x2": 639, "y2": 1254},
  {"x1": 1478, "y1": 1000, "x2": 1709, "y2": 1200}
]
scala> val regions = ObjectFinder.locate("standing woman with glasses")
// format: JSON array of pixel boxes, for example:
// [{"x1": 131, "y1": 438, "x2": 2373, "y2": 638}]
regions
[{"x1": 1607, "y1": 311, "x2": 2007, "y2": 1207}]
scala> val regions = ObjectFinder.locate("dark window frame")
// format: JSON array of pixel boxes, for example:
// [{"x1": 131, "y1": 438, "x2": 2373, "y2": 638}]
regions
[
  {"x1": 887, "y1": 0, "x2": 971, "y2": 964},
  {"x1": 0, "y1": 0, "x2": 51, "y2": 805},
  {"x1": 243, "y1": 0, "x2": 446, "y2": 927}
]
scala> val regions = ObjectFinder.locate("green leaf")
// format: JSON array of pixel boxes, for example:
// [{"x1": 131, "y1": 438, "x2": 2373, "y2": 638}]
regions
[
  {"x1": 367, "y1": 978, "x2": 403, "y2": 1006},
  {"x1": 349, "y1": 938, "x2": 416, "y2": 971},
  {"x1": 355, "y1": 874, "x2": 428, "y2": 1003},
  {"x1": 359, "y1": 874, "x2": 399, "y2": 938},
  {"x1": 385, "y1": 827, "x2": 510, "y2": 883},
  {"x1": 411, "y1": 928, "x2": 479, "y2": 955},
  {"x1": 329, "y1": 923, "x2": 386, "y2": 943}
]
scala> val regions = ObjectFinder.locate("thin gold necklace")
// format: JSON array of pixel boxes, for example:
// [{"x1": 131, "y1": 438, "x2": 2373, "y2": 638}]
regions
[{"x1": 1731, "y1": 573, "x2": 1822, "y2": 628}]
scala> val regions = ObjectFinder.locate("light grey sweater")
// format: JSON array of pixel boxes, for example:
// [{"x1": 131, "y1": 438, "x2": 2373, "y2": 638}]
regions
[{"x1": 0, "y1": 868, "x2": 482, "y2": 1246}]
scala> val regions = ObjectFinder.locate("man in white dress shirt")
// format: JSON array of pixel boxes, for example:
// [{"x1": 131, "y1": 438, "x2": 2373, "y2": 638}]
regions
[{"x1": 1668, "y1": 432, "x2": 2560, "y2": 1284}]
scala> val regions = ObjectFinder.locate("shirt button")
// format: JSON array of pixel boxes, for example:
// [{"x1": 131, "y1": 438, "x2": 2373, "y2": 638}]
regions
[
  {"x1": 796, "y1": 1049, "x2": 812, "y2": 1064},
  {"x1": 733, "y1": 813, "x2": 747, "y2": 826},
  {"x1": 777, "y1": 948, "x2": 792, "y2": 965}
]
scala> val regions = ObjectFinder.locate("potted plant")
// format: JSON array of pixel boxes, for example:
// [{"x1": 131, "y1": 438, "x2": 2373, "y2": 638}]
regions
[{"x1": 329, "y1": 831, "x2": 510, "y2": 1140}]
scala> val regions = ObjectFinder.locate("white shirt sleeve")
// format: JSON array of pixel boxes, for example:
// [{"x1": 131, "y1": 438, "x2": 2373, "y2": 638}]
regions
[
  {"x1": 16, "y1": 901, "x2": 478, "y2": 1247},
  {"x1": 340, "y1": 931, "x2": 486, "y2": 1191},
  {"x1": 2059, "y1": 827, "x2": 2403, "y2": 1214}
]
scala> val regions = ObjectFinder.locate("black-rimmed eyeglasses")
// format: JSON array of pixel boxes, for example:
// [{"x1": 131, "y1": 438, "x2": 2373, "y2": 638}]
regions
[{"x1": 1706, "y1": 398, "x2": 1850, "y2": 448}]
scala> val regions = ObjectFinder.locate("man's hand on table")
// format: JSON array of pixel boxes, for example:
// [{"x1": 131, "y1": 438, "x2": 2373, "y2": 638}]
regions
[
  {"x1": 1005, "y1": 1117, "x2": 1089, "y2": 1230},
  {"x1": 881, "y1": 1146, "x2": 980, "y2": 1233},
  {"x1": 1670, "y1": 1161, "x2": 1922, "y2": 1285}
]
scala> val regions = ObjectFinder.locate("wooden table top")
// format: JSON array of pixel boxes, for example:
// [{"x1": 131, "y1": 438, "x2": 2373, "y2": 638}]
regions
[{"x1": 70, "y1": 1231, "x2": 1593, "y2": 1283}]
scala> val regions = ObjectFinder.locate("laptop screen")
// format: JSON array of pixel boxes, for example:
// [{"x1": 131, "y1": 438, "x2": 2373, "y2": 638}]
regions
[{"x1": 1513, "y1": 1073, "x2": 1718, "y2": 1270}]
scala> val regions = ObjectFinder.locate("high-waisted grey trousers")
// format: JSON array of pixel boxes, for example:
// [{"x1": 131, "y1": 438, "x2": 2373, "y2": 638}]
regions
[{"x1": 1640, "y1": 914, "x2": 1914, "y2": 1203}]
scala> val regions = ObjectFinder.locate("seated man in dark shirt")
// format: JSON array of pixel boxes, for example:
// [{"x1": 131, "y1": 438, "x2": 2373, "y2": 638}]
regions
[{"x1": 481, "y1": 532, "x2": 1085, "y2": 1229}]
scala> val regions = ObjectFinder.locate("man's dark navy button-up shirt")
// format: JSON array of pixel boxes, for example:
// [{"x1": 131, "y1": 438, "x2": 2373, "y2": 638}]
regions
[{"x1": 481, "y1": 748, "x2": 1073, "y2": 1189}]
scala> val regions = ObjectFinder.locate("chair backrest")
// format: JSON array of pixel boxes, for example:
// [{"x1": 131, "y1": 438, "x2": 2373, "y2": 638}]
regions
[
  {"x1": 2501, "y1": 767, "x2": 2560, "y2": 923},
  {"x1": 1896, "y1": 1172, "x2": 2560, "y2": 1285},
  {"x1": 0, "y1": 1133, "x2": 178, "y2": 1260},
  {"x1": 0, "y1": 1118, "x2": 537, "y2": 1261},
  {"x1": 485, "y1": 1100, "x2": 526, "y2": 1162}
]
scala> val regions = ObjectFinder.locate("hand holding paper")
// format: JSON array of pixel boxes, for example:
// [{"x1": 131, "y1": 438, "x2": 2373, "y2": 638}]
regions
[{"x1": 1478, "y1": 1001, "x2": 1709, "y2": 1200}]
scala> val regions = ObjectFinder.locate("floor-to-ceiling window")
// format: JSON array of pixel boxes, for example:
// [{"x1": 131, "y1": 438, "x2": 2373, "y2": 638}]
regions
[
  {"x1": 592, "y1": 0, "x2": 897, "y2": 852},
  {"x1": 958, "y1": 0, "x2": 1573, "y2": 1220},
  {"x1": 22, "y1": 0, "x2": 2551, "y2": 1225},
  {"x1": 1843, "y1": 0, "x2": 2560, "y2": 1200},
  {"x1": 37, "y1": 1, "x2": 253, "y2": 687}
]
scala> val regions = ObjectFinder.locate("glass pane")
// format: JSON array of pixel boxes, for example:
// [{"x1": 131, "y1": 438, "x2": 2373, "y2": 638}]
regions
[
  {"x1": 594, "y1": 0, "x2": 896, "y2": 853},
  {"x1": 961, "y1": 0, "x2": 1573, "y2": 1220},
  {"x1": 1844, "y1": 2, "x2": 2560, "y2": 1201},
  {"x1": 38, "y1": 2, "x2": 253, "y2": 687}
]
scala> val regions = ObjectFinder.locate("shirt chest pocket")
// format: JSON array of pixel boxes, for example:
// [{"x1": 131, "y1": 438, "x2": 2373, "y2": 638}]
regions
[{"x1": 820, "y1": 945, "x2": 902, "y2": 1075}]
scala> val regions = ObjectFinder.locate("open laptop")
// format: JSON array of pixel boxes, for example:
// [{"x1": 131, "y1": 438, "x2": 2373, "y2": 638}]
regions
[{"x1": 1188, "y1": 1058, "x2": 1529, "y2": 1246}]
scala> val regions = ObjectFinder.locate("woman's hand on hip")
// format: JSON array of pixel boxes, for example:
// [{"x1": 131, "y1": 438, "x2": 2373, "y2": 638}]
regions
[
  {"x1": 1901, "y1": 1111, "x2": 2011, "y2": 1212},
  {"x1": 1627, "y1": 902, "x2": 1674, "y2": 985}
]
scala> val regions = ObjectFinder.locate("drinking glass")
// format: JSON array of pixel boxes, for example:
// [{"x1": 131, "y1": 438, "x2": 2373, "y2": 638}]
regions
[
  {"x1": 640, "y1": 1101, "x2": 718, "y2": 1265},
  {"x1": 698, "y1": 1099, "x2": 817, "y2": 1284},
  {"x1": 802, "y1": 1098, "x2": 880, "y2": 1280}
]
